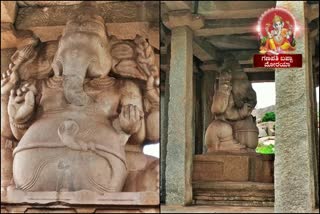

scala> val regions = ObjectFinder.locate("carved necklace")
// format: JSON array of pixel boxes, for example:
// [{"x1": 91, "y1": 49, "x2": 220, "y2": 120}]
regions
[
  {"x1": 46, "y1": 76, "x2": 63, "y2": 88},
  {"x1": 88, "y1": 77, "x2": 115, "y2": 88}
]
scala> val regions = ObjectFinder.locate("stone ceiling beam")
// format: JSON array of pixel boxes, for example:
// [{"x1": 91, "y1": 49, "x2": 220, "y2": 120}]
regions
[
  {"x1": 1, "y1": 1, "x2": 17, "y2": 23},
  {"x1": 204, "y1": 18, "x2": 258, "y2": 28},
  {"x1": 199, "y1": 61, "x2": 219, "y2": 72},
  {"x1": 163, "y1": 1, "x2": 192, "y2": 11},
  {"x1": 162, "y1": 10, "x2": 204, "y2": 31},
  {"x1": 207, "y1": 35, "x2": 259, "y2": 50},
  {"x1": 195, "y1": 26, "x2": 253, "y2": 37},
  {"x1": 197, "y1": 1, "x2": 275, "y2": 19},
  {"x1": 199, "y1": 8, "x2": 269, "y2": 20},
  {"x1": 14, "y1": 2, "x2": 160, "y2": 49},
  {"x1": 193, "y1": 38, "x2": 218, "y2": 61},
  {"x1": 221, "y1": 50, "x2": 257, "y2": 61}
]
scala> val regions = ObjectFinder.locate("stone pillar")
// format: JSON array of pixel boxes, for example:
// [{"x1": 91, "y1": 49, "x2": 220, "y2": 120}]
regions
[
  {"x1": 160, "y1": 70, "x2": 170, "y2": 203},
  {"x1": 165, "y1": 26, "x2": 194, "y2": 205},
  {"x1": 274, "y1": 1, "x2": 316, "y2": 213}
]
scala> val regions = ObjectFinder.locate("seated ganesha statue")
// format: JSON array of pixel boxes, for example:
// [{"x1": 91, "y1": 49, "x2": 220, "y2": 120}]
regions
[
  {"x1": 1, "y1": 2, "x2": 159, "y2": 194},
  {"x1": 205, "y1": 54, "x2": 259, "y2": 153}
]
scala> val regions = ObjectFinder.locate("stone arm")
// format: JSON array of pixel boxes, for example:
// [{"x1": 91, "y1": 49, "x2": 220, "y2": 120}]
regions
[
  {"x1": 1, "y1": 95, "x2": 15, "y2": 140},
  {"x1": 211, "y1": 71, "x2": 232, "y2": 115},
  {"x1": 112, "y1": 80, "x2": 145, "y2": 145},
  {"x1": 1, "y1": 41, "x2": 40, "y2": 141},
  {"x1": 211, "y1": 89, "x2": 231, "y2": 115},
  {"x1": 246, "y1": 85, "x2": 257, "y2": 110},
  {"x1": 224, "y1": 94, "x2": 254, "y2": 121},
  {"x1": 1, "y1": 65, "x2": 19, "y2": 140},
  {"x1": 143, "y1": 76, "x2": 159, "y2": 142}
]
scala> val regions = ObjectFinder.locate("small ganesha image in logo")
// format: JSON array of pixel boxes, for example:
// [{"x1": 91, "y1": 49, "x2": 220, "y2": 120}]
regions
[{"x1": 257, "y1": 8, "x2": 298, "y2": 55}]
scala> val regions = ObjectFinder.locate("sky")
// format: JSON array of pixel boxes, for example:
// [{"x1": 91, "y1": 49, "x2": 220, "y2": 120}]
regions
[
  {"x1": 143, "y1": 83, "x2": 319, "y2": 158},
  {"x1": 143, "y1": 143, "x2": 159, "y2": 158},
  {"x1": 252, "y1": 83, "x2": 319, "y2": 109}
]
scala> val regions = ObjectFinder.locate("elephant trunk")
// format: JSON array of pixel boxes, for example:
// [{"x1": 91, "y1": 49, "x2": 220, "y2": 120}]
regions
[{"x1": 63, "y1": 75, "x2": 90, "y2": 106}]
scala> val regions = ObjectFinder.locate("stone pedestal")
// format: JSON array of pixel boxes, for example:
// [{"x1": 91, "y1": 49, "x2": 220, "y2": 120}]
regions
[
  {"x1": 165, "y1": 26, "x2": 194, "y2": 205},
  {"x1": 193, "y1": 151, "x2": 274, "y2": 183},
  {"x1": 192, "y1": 151, "x2": 274, "y2": 207},
  {"x1": 1, "y1": 190, "x2": 159, "y2": 213}
]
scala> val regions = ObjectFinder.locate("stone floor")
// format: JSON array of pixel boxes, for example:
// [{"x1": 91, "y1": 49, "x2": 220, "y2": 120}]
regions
[{"x1": 161, "y1": 205, "x2": 320, "y2": 213}]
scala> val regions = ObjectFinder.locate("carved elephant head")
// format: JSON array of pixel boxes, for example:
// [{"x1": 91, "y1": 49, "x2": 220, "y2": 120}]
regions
[{"x1": 51, "y1": 7, "x2": 112, "y2": 106}]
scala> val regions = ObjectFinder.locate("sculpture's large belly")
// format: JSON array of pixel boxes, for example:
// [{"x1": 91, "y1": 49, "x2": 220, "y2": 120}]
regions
[{"x1": 13, "y1": 114, "x2": 128, "y2": 192}]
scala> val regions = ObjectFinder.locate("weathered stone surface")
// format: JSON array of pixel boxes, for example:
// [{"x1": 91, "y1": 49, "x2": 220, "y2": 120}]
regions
[
  {"x1": 205, "y1": 54, "x2": 258, "y2": 152},
  {"x1": 193, "y1": 154, "x2": 250, "y2": 182},
  {"x1": 201, "y1": 71, "x2": 216, "y2": 152},
  {"x1": 195, "y1": 26, "x2": 252, "y2": 37},
  {"x1": 1, "y1": 23, "x2": 36, "y2": 49},
  {"x1": 165, "y1": 26, "x2": 193, "y2": 205},
  {"x1": 1, "y1": 48, "x2": 16, "y2": 74},
  {"x1": 1, "y1": 1, "x2": 17, "y2": 23},
  {"x1": 192, "y1": 181, "x2": 274, "y2": 207},
  {"x1": 163, "y1": 1, "x2": 192, "y2": 11},
  {"x1": 160, "y1": 71, "x2": 170, "y2": 203},
  {"x1": 193, "y1": 38, "x2": 217, "y2": 61},
  {"x1": 258, "y1": 127, "x2": 268, "y2": 138},
  {"x1": 200, "y1": 61, "x2": 219, "y2": 72},
  {"x1": 208, "y1": 35, "x2": 258, "y2": 50},
  {"x1": 274, "y1": 1, "x2": 316, "y2": 213},
  {"x1": 193, "y1": 152, "x2": 274, "y2": 183},
  {"x1": 2, "y1": 189, "x2": 159, "y2": 205},
  {"x1": 161, "y1": 205, "x2": 275, "y2": 213},
  {"x1": 197, "y1": 1, "x2": 275, "y2": 19},
  {"x1": 13, "y1": 2, "x2": 160, "y2": 48},
  {"x1": 1, "y1": 1, "x2": 159, "y2": 207},
  {"x1": 162, "y1": 10, "x2": 204, "y2": 31},
  {"x1": 3, "y1": 202, "x2": 159, "y2": 213}
]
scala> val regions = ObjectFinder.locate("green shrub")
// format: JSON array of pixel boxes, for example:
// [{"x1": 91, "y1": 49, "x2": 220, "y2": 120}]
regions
[
  {"x1": 262, "y1": 111, "x2": 276, "y2": 122},
  {"x1": 256, "y1": 144, "x2": 274, "y2": 155}
]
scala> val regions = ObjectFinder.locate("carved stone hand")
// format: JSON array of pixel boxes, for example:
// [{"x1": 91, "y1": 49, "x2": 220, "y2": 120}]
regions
[
  {"x1": 1, "y1": 65, "x2": 19, "y2": 96},
  {"x1": 119, "y1": 104, "x2": 144, "y2": 134},
  {"x1": 218, "y1": 71, "x2": 232, "y2": 95},
  {"x1": 8, "y1": 83, "x2": 36, "y2": 123}
]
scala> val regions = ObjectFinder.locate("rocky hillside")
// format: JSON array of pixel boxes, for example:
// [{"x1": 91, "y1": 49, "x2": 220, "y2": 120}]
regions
[{"x1": 252, "y1": 105, "x2": 275, "y2": 121}]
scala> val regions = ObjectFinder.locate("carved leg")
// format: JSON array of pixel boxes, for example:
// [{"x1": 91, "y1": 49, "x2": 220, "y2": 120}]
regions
[
  {"x1": 1, "y1": 137, "x2": 16, "y2": 196},
  {"x1": 136, "y1": 159, "x2": 159, "y2": 192},
  {"x1": 205, "y1": 119, "x2": 245, "y2": 152},
  {"x1": 123, "y1": 151, "x2": 159, "y2": 192}
]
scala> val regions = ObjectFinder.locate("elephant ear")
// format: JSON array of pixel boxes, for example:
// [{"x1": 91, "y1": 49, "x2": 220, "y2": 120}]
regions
[{"x1": 110, "y1": 35, "x2": 159, "y2": 81}]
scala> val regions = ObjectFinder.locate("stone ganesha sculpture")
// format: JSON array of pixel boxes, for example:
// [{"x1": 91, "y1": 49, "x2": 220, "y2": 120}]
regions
[
  {"x1": 1, "y1": 2, "x2": 159, "y2": 193},
  {"x1": 205, "y1": 54, "x2": 259, "y2": 152}
]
